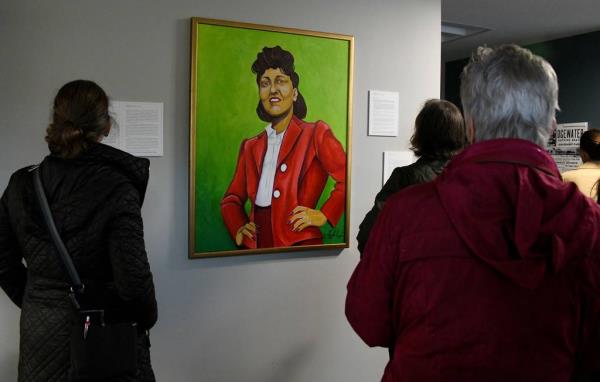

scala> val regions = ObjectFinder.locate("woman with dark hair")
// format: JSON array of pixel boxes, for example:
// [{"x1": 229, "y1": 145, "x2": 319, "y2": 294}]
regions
[
  {"x1": 221, "y1": 46, "x2": 346, "y2": 249},
  {"x1": 562, "y1": 128, "x2": 600, "y2": 199},
  {"x1": 0, "y1": 80, "x2": 157, "y2": 381},
  {"x1": 357, "y1": 99, "x2": 469, "y2": 254}
]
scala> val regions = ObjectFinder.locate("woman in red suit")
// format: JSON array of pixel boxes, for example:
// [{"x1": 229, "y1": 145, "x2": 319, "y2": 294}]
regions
[{"x1": 221, "y1": 46, "x2": 346, "y2": 249}]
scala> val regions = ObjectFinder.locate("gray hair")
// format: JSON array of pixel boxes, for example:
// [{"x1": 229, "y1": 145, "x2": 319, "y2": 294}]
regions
[{"x1": 460, "y1": 44, "x2": 559, "y2": 147}]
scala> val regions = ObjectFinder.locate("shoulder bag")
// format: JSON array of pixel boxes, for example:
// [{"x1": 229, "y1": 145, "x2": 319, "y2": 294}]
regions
[{"x1": 32, "y1": 165, "x2": 138, "y2": 381}]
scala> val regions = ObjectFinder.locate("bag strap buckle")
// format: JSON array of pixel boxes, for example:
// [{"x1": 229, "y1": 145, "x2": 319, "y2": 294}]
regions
[{"x1": 68, "y1": 284, "x2": 85, "y2": 310}]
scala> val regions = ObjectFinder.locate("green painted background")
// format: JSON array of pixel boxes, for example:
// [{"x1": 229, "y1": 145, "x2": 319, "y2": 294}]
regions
[{"x1": 193, "y1": 23, "x2": 350, "y2": 253}]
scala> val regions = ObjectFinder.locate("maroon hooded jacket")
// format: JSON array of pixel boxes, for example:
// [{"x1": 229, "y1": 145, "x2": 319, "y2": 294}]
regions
[{"x1": 346, "y1": 139, "x2": 600, "y2": 382}]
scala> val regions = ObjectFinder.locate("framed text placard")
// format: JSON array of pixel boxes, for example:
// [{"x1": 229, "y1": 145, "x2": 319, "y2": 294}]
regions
[{"x1": 189, "y1": 18, "x2": 353, "y2": 258}]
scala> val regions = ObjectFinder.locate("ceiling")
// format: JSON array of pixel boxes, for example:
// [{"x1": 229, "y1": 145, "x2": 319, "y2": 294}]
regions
[{"x1": 442, "y1": 0, "x2": 600, "y2": 62}]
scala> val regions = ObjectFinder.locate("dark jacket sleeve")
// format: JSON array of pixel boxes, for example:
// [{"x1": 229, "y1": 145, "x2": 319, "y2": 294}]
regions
[
  {"x1": 356, "y1": 204, "x2": 380, "y2": 255},
  {"x1": 0, "y1": 182, "x2": 27, "y2": 307},
  {"x1": 108, "y1": 183, "x2": 157, "y2": 329},
  {"x1": 357, "y1": 166, "x2": 414, "y2": 255},
  {"x1": 357, "y1": 159, "x2": 449, "y2": 255}
]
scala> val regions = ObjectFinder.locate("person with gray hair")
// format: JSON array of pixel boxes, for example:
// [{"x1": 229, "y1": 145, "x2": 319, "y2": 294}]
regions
[
  {"x1": 460, "y1": 44, "x2": 559, "y2": 147},
  {"x1": 346, "y1": 44, "x2": 600, "y2": 381}
]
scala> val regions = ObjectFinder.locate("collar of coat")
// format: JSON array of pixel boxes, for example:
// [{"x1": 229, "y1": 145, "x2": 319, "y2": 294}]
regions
[
  {"x1": 446, "y1": 138, "x2": 560, "y2": 179},
  {"x1": 252, "y1": 115, "x2": 304, "y2": 174},
  {"x1": 51, "y1": 142, "x2": 150, "y2": 204}
]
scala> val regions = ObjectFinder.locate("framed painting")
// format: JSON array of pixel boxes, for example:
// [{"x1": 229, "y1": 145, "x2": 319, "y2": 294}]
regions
[{"x1": 189, "y1": 17, "x2": 353, "y2": 258}]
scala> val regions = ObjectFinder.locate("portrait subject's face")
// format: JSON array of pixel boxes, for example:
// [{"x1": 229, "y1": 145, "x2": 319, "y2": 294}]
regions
[{"x1": 259, "y1": 68, "x2": 298, "y2": 118}]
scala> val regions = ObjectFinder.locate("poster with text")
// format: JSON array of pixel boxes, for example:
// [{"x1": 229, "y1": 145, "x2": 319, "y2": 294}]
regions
[{"x1": 547, "y1": 122, "x2": 588, "y2": 172}]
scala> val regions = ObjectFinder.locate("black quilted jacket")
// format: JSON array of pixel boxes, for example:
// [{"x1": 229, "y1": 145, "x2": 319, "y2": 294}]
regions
[{"x1": 0, "y1": 142, "x2": 158, "y2": 382}]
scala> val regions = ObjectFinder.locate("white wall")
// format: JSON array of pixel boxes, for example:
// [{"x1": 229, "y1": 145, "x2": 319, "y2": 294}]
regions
[{"x1": 0, "y1": 1, "x2": 440, "y2": 380}]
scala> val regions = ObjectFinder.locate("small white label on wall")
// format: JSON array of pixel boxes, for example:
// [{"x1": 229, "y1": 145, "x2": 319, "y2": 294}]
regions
[
  {"x1": 383, "y1": 151, "x2": 415, "y2": 186},
  {"x1": 368, "y1": 90, "x2": 400, "y2": 137},
  {"x1": 106, "y1": 101, "x2": 164, "y2": 157}
]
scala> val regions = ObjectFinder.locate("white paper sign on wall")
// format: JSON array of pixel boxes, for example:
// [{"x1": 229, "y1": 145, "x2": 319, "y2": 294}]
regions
[
  {"x1": 106, "y1": 101, "x2": 164, "y2": 157},
  {"x1": 383, "y1": 151, "x2": 415, "y2": 186},
  {"x1": 368, "y1": 90, "x2": 400, "y2": 137}
]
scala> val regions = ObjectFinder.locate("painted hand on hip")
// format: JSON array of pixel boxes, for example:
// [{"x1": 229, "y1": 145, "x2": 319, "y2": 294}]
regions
[{"x1": 289, "y1": 206, "x2": 326, "y2": 232}]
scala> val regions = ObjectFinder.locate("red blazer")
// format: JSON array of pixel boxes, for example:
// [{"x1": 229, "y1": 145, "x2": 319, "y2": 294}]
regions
[{"x1": 221, "y1": 116, "x2": 346, "y2": 248}]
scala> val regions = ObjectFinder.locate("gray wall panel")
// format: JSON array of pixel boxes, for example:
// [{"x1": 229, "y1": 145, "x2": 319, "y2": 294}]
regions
[{"x1": 0, "y1": 1, "x2": 440, "y2": 380}]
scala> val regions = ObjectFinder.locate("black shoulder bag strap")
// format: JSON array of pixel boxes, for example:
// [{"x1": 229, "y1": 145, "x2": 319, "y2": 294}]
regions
[{"x1": 31, "y1": 165, "x2": 84, "y2": 309}]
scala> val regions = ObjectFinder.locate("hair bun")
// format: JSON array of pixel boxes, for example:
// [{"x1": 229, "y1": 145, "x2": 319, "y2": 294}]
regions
[
  {"x1": 62, "y1": 119, "x2": 83, "y2": 135},
  {"x1": 45, "y1": 79, "x2": 110, "y2": 159},
  {"x1": 46, "y1": 119, "x2": 85, "y2": 158}
]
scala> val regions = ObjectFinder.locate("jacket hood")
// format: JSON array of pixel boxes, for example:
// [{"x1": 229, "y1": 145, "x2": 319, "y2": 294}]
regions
[
  {"x1": 434, "y1": 138, "x2": 599, "y2": 289},
  {"x1": 45, "y1": 142, "x2": 149, "y2": 204}
]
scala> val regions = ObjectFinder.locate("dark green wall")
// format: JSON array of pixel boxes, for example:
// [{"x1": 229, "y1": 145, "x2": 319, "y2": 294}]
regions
[
  {"x1": 444, "y1": 57, "x2": 468, "y2": 112},
  {"x1": 444, "y1": 30, "x2": 600, "y2": 129}
]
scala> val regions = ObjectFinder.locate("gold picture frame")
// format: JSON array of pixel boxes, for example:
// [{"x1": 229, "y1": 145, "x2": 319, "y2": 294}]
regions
[{"x1": 189, "y1": 18, "x2": 353, "y2": 258}]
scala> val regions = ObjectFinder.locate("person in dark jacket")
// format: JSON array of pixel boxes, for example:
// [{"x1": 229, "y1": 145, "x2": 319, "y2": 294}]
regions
[
  {"x1": 356, "y1": 99, "x2": 468, "y2": 254},
  {"x1": 346, "y1": 45, "x2": 600, "y2": 381},
  {"x1": 0, "y1": 80, "x2": 158, "y2": 381}
]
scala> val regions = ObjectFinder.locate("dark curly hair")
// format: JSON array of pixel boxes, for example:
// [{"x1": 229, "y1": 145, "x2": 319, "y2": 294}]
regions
[
  {"x1": 251, "y1": 46, "x2": 307, "y2": 122},
  {"x1": 45, "y1": 80, "x2": 110, "y2": 159},
  {"x1": 410, "y1": 99, "x2": 468, "y2": 158}
]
